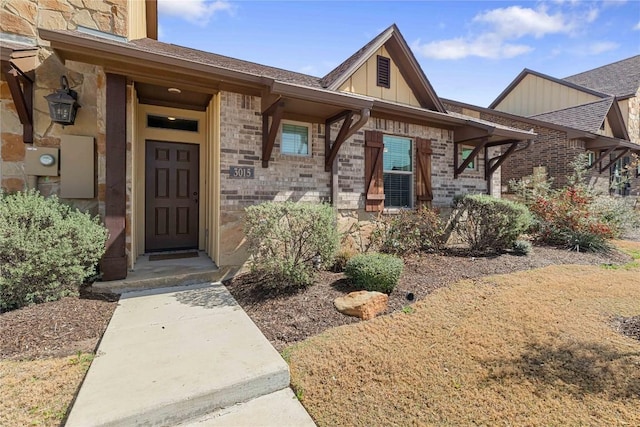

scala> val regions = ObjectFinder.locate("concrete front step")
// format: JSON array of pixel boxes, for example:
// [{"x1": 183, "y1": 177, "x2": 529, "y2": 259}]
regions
[
  {"x1": 91, "y1": 252, "x2": 240, "y2": 294},
  {"x1": 178, "y1": 388, "x2": 316, "y2": 426},
  {"x1": 65, "y1": 283, "x2": 292, "y2": 427}
]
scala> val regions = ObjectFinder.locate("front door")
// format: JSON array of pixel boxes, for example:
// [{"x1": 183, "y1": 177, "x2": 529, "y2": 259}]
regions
[{"x1": 145, "y1": 140, "x2": 199, "y2": 251}]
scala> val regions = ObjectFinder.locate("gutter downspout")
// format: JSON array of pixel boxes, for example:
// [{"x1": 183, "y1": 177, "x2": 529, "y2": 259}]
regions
[{"x1": 331, "y1": 108, "x2": 371, "y2": 206}]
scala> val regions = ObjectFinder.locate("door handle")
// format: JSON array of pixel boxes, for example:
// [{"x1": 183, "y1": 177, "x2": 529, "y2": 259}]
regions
[{"x1": 193, "y1": 191, "x2": 198, "y2": 204}]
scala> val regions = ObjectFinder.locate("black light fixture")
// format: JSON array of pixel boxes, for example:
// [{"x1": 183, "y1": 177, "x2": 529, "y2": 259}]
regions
[{"x1": 44, "y1": 76, "x2": 80, "y2": 126}]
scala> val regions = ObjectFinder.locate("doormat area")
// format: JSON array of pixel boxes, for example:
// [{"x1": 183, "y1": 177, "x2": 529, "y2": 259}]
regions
[{"x1": 149, "y1": 251, "x2": 199, "y2": 261}]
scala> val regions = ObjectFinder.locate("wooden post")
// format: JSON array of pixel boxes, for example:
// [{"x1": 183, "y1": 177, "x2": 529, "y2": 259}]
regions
[{"x1": 100, "y1": 73, "x2": 128, "y2": 281}]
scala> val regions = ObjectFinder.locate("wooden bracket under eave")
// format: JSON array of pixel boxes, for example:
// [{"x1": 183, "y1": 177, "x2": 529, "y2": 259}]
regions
[
  {"x1": 2, "y1": 63, "x2": 33, "y2": 144},
  {"x1": 485, "y1": 140, "x2": 520, "y2": 181},
  {"x1": 599, "y1": 148, "x2": 630, "y2": 174},
  {"x1": 589, "y1": 146, "x2": 616, "y2": 172},
  {"x1": 325, "y1": 111, "x2": 354, "y2": 172},
  {"x1": 261, "y1": 101, "x2": 284, "y2": 168},
  {"x1": 454, "y1": 137, "x2": 487, "y2": 178}
]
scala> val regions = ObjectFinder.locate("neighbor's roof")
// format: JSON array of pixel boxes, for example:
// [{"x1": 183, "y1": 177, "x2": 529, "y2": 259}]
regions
[
  {"x1": 529, "y1": 98, "x2": 614, "y2": 134},
  {"x1": 563, "y1": 55, "x2": 640, "y2": 99}
]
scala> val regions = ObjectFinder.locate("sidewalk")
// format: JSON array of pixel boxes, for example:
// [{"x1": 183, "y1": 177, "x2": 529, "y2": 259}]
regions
[{"x1": 65, "y1": 282, "x2": 315, "y2": 426}]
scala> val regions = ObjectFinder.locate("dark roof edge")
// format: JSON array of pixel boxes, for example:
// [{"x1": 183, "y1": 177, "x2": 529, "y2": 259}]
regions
[{"x1": 443, "y1": 97, "x2": 594, "y2": 139}]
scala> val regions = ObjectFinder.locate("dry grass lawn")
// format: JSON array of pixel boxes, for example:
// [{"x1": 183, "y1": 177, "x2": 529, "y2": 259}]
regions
[
  {"x1": 287, "y1": 243, "x2": 640, "y2": 426},
  {"x1": 0, "y1": 354, "x2": 93, "y2": 426}
]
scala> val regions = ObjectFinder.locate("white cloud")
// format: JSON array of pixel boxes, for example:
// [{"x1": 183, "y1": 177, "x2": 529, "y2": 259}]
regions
[
  {"x1": 158, "y1": 0, "x2": 233, "y2": 26},
  {"x1": 412, "y1": 3, "x2": 616, "y2": 61},
  {"x1": 473, "y1": 6, "x2": 571, "y2": 38},
  {"x1": 412, "y1": 34, "x2": 532, "y2": 60},
  {"x1": 634, "y1": 20, "x2": 640, "y2": 30},
  {"x1": 586, "y1": 41, "x2": 619, "y2": 54}
]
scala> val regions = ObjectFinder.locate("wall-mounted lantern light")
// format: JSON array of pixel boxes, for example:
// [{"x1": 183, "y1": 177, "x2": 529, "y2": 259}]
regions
[{"x1": 44, "y1": 76, "x2": 80, "y2": 126}]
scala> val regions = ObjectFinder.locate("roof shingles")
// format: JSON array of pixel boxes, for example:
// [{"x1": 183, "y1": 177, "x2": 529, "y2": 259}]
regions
[
  {"x1": 563, "y1": 55, "x2": 640, "y2": 98},
  {"x1": 529, "y1": 98, "x2": 614, "y2": 133}
]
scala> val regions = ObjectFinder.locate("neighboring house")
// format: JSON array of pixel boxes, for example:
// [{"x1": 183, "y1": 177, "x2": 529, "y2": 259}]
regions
[
  {"x1": 1, "y1": 1, "x2": 533, "y2": 281},
  {"x1": 482, "y1": 57, "x2": 640, "y2": 195}
]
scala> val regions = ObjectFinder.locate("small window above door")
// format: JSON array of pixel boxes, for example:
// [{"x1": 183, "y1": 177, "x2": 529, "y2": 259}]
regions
[{"x1": 147, "y1": 114, "x2": 199, "y2": 132}]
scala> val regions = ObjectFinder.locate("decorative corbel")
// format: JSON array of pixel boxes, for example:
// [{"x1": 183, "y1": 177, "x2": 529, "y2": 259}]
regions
[
  {"x1": 2, "y1": 64, "x2": 33, "y2": 143},
  {"x1": 261, "y1": 100, "x2": 284, "y2": 168}
]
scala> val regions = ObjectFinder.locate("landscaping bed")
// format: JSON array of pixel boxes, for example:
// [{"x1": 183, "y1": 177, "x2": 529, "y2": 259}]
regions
[{"x1": 225, "y1": 245, "x2": 632, "y2": 351}]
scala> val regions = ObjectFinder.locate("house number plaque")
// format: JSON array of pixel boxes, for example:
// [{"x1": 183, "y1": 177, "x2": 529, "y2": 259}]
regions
[{"x1": 229, "y1": 166, "x2": 255, "y2": 179}]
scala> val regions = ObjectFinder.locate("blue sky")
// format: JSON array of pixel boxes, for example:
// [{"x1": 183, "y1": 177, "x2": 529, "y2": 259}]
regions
[{"x1": 158, "y1": 0, "x2": 640, "y2": 106}]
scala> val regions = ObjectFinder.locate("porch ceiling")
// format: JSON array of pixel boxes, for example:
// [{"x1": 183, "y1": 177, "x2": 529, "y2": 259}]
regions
[{"x1": 135, "y1": 82, "x2": 212, "y2": 112}]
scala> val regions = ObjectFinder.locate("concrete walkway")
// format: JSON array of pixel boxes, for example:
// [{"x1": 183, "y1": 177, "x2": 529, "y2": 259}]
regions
[{"x1": 65, "y1": 283, "x2": 315, "y2": 427}]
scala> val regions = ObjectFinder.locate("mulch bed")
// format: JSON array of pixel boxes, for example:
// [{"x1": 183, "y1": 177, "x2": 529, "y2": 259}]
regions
[
  {"x1": 1, "y1": 244, "x2": 638, "y2": 360},
  {"x1": 224, "y1": 245, "x2": 636, "y2": 351},
  {"x1": 615, "y1": 315, "x2": 640, "y2": 341},
  {"x1": 0, "y1": 290, "x2": 118, "y2": 360}
]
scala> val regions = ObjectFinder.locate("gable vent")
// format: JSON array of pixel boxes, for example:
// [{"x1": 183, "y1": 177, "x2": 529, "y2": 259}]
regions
[{"x1": 377, "y1": 55, "x2": 390, "y2": 88}]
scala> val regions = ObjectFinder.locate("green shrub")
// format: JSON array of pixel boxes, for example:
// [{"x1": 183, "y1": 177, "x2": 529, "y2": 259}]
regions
[
  {"x1": 529, "y1": 186, "x2": 613, "y2": 252},
  {"x1": 510, "y1": 156, "x2": 617, "y2": 253},
  {"x1": 244, "y1": 201, "x2": 339, "y2": 289},
  {"x1": 451, "y1": 194, "x2": 532, "y2": 253},
  {"x1": 345, "y1": 253, "x2": 403, "y2": 293},
  {"x1": 589, "y1": 196, "x2": 640, "y2": 238},
  {"x1": 374, "y1": 207, "x2": 446, "y2": 255},
  {"x1": 0, "y1": 190, "x2": 108, "y2": 311},
  {"x1": 512, "y1": 240, "x2": 532, "y2": 256}
]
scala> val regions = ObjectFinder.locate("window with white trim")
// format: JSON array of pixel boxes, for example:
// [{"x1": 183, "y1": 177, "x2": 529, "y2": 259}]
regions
[
  {"x1": 281, "y1": 122, "x2": 309, "y2": 155},
  {"x1": 383, "y1": 135, "x2": 412, "y2": 208}
]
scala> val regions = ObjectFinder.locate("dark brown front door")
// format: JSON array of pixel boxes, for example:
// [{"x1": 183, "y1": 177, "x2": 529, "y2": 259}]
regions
[{"x1": 145, "y1": 140, "x2": 199, "y2": 251}]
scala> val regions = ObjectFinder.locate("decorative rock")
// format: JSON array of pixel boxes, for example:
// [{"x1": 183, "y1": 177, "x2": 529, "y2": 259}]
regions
[{"x1": 334, "y1": 291, "x2": 388, "y2": 320}]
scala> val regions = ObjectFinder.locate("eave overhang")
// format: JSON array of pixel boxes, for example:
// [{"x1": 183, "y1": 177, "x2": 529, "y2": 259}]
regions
[{"x1": 39, "y1": 28, "x2": 268, "y2": 94}]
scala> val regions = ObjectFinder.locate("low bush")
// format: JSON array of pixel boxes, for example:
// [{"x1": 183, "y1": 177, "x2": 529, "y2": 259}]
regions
[
  {"x1": 589, "y1": 196, "x2": 640, "y2": 238},
  {"x1": 373, "y1": 207, "x2": 446, "y2": 255},
  {"x1": 345, "y1": 253, "x2": 403, "y2": 294},
  {"x1": 244, "y1": 201, "x2": 339, "y2": 289},
  {"x1": 512, "y1": 240, "x2": 532, "y2": 256},
  {"x1": 0, "y1": 190, "x2": 108, "y2": 311},
  {"x1": 529, "y1": 186, "x2": 613, "y2": 252},
  {"x1": 451, "y1": 194, "x2": 532, "y2": 253}
]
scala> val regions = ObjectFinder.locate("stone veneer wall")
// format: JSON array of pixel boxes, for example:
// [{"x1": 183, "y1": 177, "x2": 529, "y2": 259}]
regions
[
  {"x1": 1, "y1": 0, "x2": 129, "y2": 218},
  {"x1": 626, "y1": 90, "x2": 640, "y2": 196},
  {"x1": 627, "y1": 89, "x2": 639, "y2": 146}
]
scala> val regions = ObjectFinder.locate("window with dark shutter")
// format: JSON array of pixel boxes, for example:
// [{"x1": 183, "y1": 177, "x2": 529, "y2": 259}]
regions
[
  {"x1": 364, "y1": 130, "x2": 385, "y2": 212},
  {"x1": 415, "y1": 137, "x2": 433, "y2": 207},
  {"x1": 377, "y1": 55, "x2": 390, "y2": 88}
]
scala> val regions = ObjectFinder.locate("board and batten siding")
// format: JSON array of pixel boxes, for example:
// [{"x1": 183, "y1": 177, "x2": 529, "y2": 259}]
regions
[
  {"x1": 338, "y1": 46, "x2": 420, "y2": 107},
  {"x1": 495, "y1": 74, "x2": 602, "y2": 116}
]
